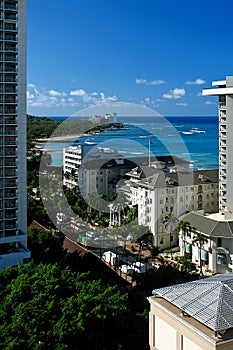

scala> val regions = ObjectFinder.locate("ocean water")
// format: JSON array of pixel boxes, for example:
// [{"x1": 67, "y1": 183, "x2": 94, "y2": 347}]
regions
[{"x1": 39, "y1": 116, "x2": 219, "y2": 169}]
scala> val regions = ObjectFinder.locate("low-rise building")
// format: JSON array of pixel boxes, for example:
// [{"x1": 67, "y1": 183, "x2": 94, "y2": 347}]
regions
[
  {"x1": 180, "y1": 211, "x2": 233, "y2": 274},
  {"x1": 148, "y1": 273, "x2": 233, "y2": 350},
  {"x1": 122, "y1": 166, "x2": 218, "y2": 249}
]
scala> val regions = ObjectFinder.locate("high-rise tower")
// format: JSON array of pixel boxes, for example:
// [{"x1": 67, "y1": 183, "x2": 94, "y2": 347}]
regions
[
  {"x1": 203, "y1": 77, "x2": 233, "y2": 219},
  {"x1": 0, "y1": 0, "x2": 29, "y2": 268}
]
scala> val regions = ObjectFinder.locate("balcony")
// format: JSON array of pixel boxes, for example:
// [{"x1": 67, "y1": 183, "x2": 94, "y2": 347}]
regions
[
  {"x1": 4, "y1": 3, "x2": 17, "y2": 11},
  {"x1": 4, "y1": 23, "x2": 17, "y2": 31},
  {"x1": 219, "y1": 102, "x2": 226, "y2": 110},
  {"x1": 4, "y1": 54, "x2": 17, "y2": 62},
  {"x1": 5, "y1": 161, "x2": 16, "y2": 167},
  {"x1": 5, "y1": 14, "x2": 17, "y2": 21},
  {"x1": 5, "y1": 45, "x2": 17, "y2": 52},
  {"x1": 4, "y1": 181, "x2": 17, "y2": 188},
  {"x1": 5, "y1": 172, "x2": 17, "y2": 178}
]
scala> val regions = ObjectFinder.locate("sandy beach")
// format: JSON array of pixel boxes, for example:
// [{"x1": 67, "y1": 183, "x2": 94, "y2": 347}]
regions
[{"x1": 35, "y1": 134, "x2": 89, "y2": 142}]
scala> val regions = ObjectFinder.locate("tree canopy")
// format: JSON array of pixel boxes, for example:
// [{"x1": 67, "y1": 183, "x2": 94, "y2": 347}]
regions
[{"x1": 0, "y1": 263, "x2": 143, "y2": 350}]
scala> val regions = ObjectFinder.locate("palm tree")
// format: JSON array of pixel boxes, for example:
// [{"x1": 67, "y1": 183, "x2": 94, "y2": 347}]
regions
[
  {"x1": 192, "y1": 231, "x2": 208, "y2": 275},
  {"x1": 113, "y1": 193, "x2": 128, "y2": 226},
  {"x1": 177, "y1": 220, "x2": 192, "y2": 257},
  {"x1": 163, "y1": 211, "x2": 178, "y2": 259},
  {"x1": 87, "y1": 192, "x2": 100, "y2": 213}
]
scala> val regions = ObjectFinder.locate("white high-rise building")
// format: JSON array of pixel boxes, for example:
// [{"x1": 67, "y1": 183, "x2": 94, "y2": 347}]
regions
[
  {"x1": 0, "y1": 0, "x2": 29, "y2": 269},
  {"x1": 203, "y1": 77, "x2": 233, "y2": 217}
]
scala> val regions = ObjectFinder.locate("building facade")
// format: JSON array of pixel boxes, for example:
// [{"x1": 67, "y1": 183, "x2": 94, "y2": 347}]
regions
[
  {"x1": 180, "y1": 211, "x2": 233, "y2": 274},
  {"x1": 0, "y1": 0, "x2": 29, "y2": 269},
  {"x1": 123, "y1": 167, "x2": 218, "y2": 249},
  {"x1": 148, "y1": 274, "x2": 233, "y2": 350},
  {"x1": 177, "y1": 77, "x2": 233, "y2": 274},
  {"x1": 203, "y1": 77, "x2": 233, "y2": 216}
]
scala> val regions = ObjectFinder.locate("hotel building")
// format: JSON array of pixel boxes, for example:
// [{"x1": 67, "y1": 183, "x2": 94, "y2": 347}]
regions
[
  {"x1": 203, "y1": 77, "x2": 233, "y2": 217},
  {"x1": 148, "y1": 273, "x2": 233, "y2": 350},
  {"x1": 123, "y1": 165, "x2": 218, "y2": 249},
  {"x1": 176, "y1": 77, "x2": 233, "y2": 274},
  {"x1": 0, "y1": 0, "x2": 29, "y2": 268}
]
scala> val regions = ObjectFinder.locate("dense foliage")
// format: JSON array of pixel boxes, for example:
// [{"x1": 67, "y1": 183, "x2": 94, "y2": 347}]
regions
[
  {"x1": 0, "y1": 227, "x2": 149, "y2": 349},
  {"x1": 0, "y1": 263, "x2": 139, "y2": 350},
  {"x1": 27, "y1": 114, "x2": 113, "y2": 142},
  {"x1": 27, "y1": 114, "x2": 61, "y2": 140}
]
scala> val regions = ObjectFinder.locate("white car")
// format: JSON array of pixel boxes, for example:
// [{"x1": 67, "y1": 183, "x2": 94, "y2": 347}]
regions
[
  {"x1": 120, "y1": 264, "x2": 130, "y2": 273},
  {"x1": 151, "y1": 262, "x2": 161, "y2": 269}
]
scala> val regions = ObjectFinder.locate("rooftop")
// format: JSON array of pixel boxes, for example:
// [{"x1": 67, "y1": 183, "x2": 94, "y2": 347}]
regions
[
  {"x1": 184, "y1": 211, "x2": 233, "y2": 238},
  {"x1": 152, "y1": 273, "x2": 233, "y2": 333},
  {"x1": 137, "y1": 168, "x2": 218, "y2": 189}
]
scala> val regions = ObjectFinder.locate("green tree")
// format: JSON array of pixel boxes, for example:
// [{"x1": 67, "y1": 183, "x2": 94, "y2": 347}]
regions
[
  {"x1": 0, "y1": 263, "x2": 149, "y2": 350},
  {"x1": 112, "y1": 193, "x2": 128, "y2": 226},
  {"x1": 27, "y1": 227, "x2": 65, "y2": 263},
  {"x1": 192, "y1": 231, "x2": 208, "y2": 275},
  {"x1": 174, "y1": 255, "x2": 197, "y2": 273},
  {"x1": 163, "y1": 212, "x2": 178, "y2": 259},
  {"x1": 178, "y1": 220, "x2": 192, "y2": 257}
]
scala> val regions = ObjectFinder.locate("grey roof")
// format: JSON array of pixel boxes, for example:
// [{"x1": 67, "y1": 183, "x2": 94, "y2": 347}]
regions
[
  {"x1": 137, "y1": 168, "x2": 218, "y2": 189},
  {"x1": 184, "y1": 212, "x2": 233, "y2": 238},
  {"x1": 153, "y1": 273, "x2": 233, "y2": 332}
]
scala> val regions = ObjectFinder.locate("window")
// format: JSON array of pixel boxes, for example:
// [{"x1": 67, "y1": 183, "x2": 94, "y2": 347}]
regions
[
  {"x1": 217, "y1": 237, "x2": 222, "y2": 247},
  {"x1": 160, "y1": 238, "x2": 164, "y2": 244}
]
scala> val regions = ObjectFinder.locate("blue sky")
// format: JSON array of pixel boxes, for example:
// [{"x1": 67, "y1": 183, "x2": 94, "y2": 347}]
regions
[{"x1": 27, "y1": 0, "x2": 233, "y2": 117}]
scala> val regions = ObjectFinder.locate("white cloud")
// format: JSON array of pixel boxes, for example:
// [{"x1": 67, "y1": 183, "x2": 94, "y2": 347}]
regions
[
  {"x1": 163, "y1": 88, "x2": 186, "y2": 99},
  {"x1": 176, "y1": 102, "x2": 188, "y2": 106},
  {"x1": 135, "y1": 78, "x2": 166, "y2": 85},
  {"x1": 205, "y1": 100, "x2": 216, "y2": 105},
  {"x1": 27, "y1": 83, "x2": 118, "y2": 110},
  {"x1": 135, "y1": 78, "x2": 147, "y2": 85},
  {"x1": 49, "y1": 89, "x2": 66, "y2": 97},
  {"x1": 185, "y1": 78, "x2": 206, "y2": 85},
  {"x1": 70, "y1": 89, "x2": 86, "y2": 96},
  {"x1": 150, "y1": 80, "x2": 166, "y2": 85}
]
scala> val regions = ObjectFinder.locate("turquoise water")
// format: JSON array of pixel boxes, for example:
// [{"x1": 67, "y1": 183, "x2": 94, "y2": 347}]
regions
[{"x1": 39, "y1": 116, "x2": 218, "y2": 169}]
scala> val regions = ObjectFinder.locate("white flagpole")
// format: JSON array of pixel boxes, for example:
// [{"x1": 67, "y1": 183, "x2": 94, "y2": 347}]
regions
[{"x1": 149, "y1": 137, "x2": 151, "y2": 167}]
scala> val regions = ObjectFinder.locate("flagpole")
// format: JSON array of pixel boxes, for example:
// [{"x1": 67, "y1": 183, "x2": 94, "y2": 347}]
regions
[{"x1": 148, "y1": 137, "x2": 151, "y2": 167}]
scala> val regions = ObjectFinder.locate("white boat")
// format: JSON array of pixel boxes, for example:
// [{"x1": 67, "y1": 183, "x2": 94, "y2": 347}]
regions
[
  {"x1": 190, "y1": 128, "x2": 206, "y2": 133},
  {"x1": 182, "y1": 131, "x2": 194, "y2": 135}
]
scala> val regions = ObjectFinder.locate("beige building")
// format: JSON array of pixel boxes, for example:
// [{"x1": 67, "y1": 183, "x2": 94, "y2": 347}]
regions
[
  {"x1": 148, "y1": 273, "x2": 233, "y2": 350},
  {"x1": 122, "y1": 165, "x2": 218, "y2": 249},
  {"x1": 180, "y1": 211, "x2": 233, "y2": 274}
]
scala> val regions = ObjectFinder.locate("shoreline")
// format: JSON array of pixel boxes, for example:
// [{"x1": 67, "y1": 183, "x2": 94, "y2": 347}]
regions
[{"x1": 35, "y1": 134, "x2": 89, "y2": 143}]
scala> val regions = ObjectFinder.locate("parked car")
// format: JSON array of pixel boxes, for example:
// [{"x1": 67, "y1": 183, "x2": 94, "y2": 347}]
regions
[
  {"x1": 86, "y1": 230, "x2": 95, "y2": 238},
  {"x1": 130, "y1": 261, "x2": 146, "y2": 273},
  {"x1": 120, "y1": 264, "x2": 130, "y2": 273},
  {"x1": 151, "y1": 262, "x2": 161, "y2": 269}
]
